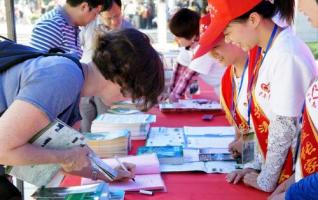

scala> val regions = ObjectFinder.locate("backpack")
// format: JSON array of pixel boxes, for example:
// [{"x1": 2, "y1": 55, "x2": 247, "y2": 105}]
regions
[{"x1": 0, "y1": 38, "x2": 84, "y2": 77}]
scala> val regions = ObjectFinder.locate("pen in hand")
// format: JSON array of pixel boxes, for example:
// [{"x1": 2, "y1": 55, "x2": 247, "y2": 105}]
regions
[{"x1": 114, "y1": 156, "x2": 136, "y2": 182}]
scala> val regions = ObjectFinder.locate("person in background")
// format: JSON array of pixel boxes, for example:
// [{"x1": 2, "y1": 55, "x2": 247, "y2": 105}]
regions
[
  {"x1": 196, "y1": 0, "x2": 317, "y2": 192},
  {"x1": 30, "y1": 0, "x2": 103, "y2": 59},
  {"x1": 269, "y1": 0, "x2": 318, "y2": 199},
  {"x1": 0, "y1": 29, "x2": 164, "y2": 198},
  {"x1": 80, "y1": 0, "x2": 133, "y2": 133},
  {"x1": 168, "y1": 8, "x2": 224, "y2": 102},
  {"x1": 80, "y1": 0, "x2": 133, "y2": 62}
]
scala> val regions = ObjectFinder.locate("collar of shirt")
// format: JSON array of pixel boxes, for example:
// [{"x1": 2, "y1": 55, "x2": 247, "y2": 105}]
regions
[{"x1": 56, "y1": 5, "x2": 75, "y2": 26}]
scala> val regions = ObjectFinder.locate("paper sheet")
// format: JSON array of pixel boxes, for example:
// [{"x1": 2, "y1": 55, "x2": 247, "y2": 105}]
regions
[
  {"x1": 146, "y1": 127, "x2": 185, "y2": 147},
  {"x1": 160, "y1": 161, "x2": 236, "y2": 173},
  {"x1": 95, "y1": 114, "x2": 156, "y2": 124},
  {"x1": 82, "y1": 174, "x2": 165, "y2": 192},
  {"x1": 184, "y1": 126, "x2": 236, "y2": 136},
  {"x1": 186, "y1": 136, "x2": 234, "y2": 149}
]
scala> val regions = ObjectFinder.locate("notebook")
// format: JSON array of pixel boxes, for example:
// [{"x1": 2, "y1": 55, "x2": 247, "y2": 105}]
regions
[{"x1": 81, "y1": 154, "x2": 166, "y2": 192}]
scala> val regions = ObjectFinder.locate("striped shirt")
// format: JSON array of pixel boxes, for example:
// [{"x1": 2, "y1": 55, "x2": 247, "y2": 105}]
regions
[{"x1": 30, "y1": 6, "x2": 83, "y2": 59}]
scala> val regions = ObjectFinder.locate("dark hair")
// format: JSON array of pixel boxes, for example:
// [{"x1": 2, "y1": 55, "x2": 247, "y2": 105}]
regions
[
  {"x1": 92, "y1": 29, "x2": 165, "y2": 111},
  {"x1": 66, "y1": 0, "x2": 103, "y2": 9},
  {"x1": 169, "y1": 8, "x2": 200, "y2": 40},
  {"x1": 235, "y1": 0, "x2": 295, "y2": 24},
  {"x1": 316, "y1": 0, "x2": 318, "y2": 4},
  {"x1": 102, "y1": 0, "x2": 122, "y2": 12}
]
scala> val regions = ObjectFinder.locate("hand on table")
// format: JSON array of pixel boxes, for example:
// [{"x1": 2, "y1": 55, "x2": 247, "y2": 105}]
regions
[{"x1": 226, "y1": 168, "x2": 257, "y2": 184}]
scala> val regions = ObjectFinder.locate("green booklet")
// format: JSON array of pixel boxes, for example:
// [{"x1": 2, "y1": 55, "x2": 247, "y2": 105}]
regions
[{"x1": 32, "y1": 183, "x2": 108, "y2": 199}]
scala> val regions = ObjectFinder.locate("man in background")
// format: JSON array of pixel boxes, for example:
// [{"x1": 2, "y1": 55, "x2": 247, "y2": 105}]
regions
[{"x1": 30, "y1": 0, "x2": 103, "y2": 59}]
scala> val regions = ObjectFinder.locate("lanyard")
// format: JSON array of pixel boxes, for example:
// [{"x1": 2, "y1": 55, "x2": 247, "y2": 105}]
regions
[
  {"x1": 247, "y1": 24, "x2": 279, "y2": 127},
  {"x1": 230, "y1": 58, "x2": 249, "y2": 117}
]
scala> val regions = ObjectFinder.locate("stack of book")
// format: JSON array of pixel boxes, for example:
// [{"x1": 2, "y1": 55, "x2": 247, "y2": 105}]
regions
[
  {"x1": 85, "y1": 130, "x2": 131, "y2": 158},
  {"x1": 91, "y1": 113, "x2": 156, "y2": 140}
]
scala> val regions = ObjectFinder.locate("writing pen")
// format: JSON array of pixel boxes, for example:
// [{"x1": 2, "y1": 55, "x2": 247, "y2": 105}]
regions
[{"x1": 114, "y1": 156, "x2": 136, "y2": 182}]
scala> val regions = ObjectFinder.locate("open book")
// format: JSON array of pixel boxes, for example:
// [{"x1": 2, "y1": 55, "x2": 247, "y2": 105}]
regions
[{"x1": 81, "y1": 154, "x2": 166, "y2": 192}]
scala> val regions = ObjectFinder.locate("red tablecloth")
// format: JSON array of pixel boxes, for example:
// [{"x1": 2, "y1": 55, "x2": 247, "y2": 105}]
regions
[{"x1": 61, "y1": 80, "x2": 269, "y2": 200}]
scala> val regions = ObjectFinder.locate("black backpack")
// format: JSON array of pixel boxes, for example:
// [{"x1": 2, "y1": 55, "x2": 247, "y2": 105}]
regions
[{"x1": 0, "y1": 37, "x2": 83, "y2": 76}]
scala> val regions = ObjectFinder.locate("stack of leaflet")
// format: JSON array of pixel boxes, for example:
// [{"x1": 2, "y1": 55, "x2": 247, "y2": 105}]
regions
[
  {"x1": 159, "y1": 99, "x2": 223, "y2": 113},
  {"x1": 91, "y1": 113, "x2": 156, "y2": 140},
  {"x1": 85, "y1": 130, "x2": 130, "y2": 158},
  {"x1": 145, "y1": 126, "x2": 237, "y2": 173}
]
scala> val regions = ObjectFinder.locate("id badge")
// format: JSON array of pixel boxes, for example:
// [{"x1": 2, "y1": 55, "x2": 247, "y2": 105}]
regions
[{"x1": 241, "y1": 131, "x2": 255, "y2": 164}]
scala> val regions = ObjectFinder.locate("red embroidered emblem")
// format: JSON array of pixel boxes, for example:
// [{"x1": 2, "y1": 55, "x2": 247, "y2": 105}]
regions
[
  {"x1": 259, "y1": 82, "x2": 270, "y2": 99},
  {"x1": 308, "y1": 83, "x2": 318, "y2": 109},
  {"x1": 312, "y1": 84, "x2": 318, "y2": 100}
]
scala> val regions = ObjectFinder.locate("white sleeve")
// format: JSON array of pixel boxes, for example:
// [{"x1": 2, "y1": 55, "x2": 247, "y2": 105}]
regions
[
  {"x1": 257, "y1": 115, "x2": 297, "y2": 192},
  {"x1": 176, "y1": 47, "x2": 192, "y2": 67},
  {"x1": 270, "y1": 53, "x2": 314, "y2": 117},
  {"x1": 80, "y1": 20, "x2": 97, "y2": 63}
]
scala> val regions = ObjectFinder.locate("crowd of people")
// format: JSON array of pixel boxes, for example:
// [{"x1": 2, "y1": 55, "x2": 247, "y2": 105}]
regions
[{"x1": 0, "y1": 0, "x2": 317, "y2": 199}]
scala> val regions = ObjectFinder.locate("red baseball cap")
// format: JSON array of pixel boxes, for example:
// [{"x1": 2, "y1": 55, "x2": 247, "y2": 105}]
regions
[{"x1": 194, "y1": 0, "x2": 262, "y2": 59}]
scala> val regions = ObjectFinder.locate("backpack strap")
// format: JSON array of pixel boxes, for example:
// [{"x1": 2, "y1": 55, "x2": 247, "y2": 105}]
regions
[{"x1": 0, "y1": 40, "x2": 84, "y2": 78}]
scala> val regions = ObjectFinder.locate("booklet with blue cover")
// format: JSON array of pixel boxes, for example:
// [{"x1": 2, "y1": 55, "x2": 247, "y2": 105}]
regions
[{"x1": 137, "y1": 146, "x2": 184, "y2": 164}]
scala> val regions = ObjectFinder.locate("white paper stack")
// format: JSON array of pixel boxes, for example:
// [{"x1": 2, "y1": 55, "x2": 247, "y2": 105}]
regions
[{"x1": 91, "y1": 114, "x2": 156, "y2": 140}]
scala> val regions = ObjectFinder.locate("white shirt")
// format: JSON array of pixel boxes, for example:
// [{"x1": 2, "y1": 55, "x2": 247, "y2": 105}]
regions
[
  {"x1": 176, "y1": 46, "x2": 225, "y2": 97},
  {"x1": 254, "y1": 27, "x2": 317, "y2": 119},
  {"x1": 295, "y1": 79, "x2": 318, "y2": 182},
  {"x1": 233, "y1": 67, "x2": 249, "y2": 121}
]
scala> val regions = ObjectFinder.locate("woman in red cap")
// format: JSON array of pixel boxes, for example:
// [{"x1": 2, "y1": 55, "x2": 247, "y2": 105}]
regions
[
  {"x1": 211, "y1": 36, "x2": 259, "y2": 159},
  {"x1": 269, "y1": 0, "x2": 318, "y2": 199},
  {"x1": 197, "y1": 0, "x2": 318, "y2": 192}
]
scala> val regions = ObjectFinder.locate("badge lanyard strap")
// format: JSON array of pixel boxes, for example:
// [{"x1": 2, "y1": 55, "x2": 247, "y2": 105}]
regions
[
  {"x1": 230, "y1": 58, "x2": 249, "y2": 118},
  {"x1": 247, "y1": 24, "x2": 278, "y2": 128}
]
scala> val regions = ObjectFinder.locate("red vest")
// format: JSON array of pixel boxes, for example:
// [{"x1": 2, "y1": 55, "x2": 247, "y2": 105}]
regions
[
  {"x1": 248, "y1": 51, "x2": 293, "y2": 184},
  {"x1": 299, "y1": 108, "x2": 318, "y2": 178}
]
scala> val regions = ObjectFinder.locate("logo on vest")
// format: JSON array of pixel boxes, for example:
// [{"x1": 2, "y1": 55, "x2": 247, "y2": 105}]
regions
[
  {"x1": 258, "y1": 82, "x2": 270, "y2": 99},
  {"x1": 307, "y1": 83, "x2": 318, "y2": 109}
]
